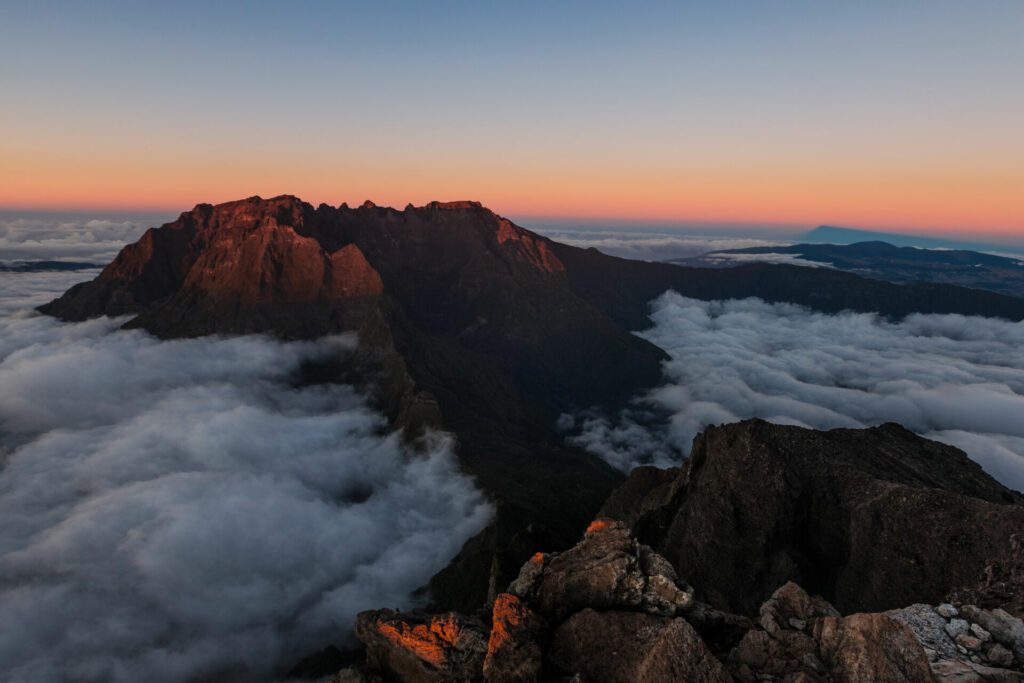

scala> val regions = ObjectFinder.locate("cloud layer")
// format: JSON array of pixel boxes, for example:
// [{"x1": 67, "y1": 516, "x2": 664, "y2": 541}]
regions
[
  {"x1": 0, "y1": 214, "x2": 156, "y2": 262},
  {"x1": 0, "y1": 313, "x2": 491, "y2": 682},
  {"x1": 696, "y1": 251, "x2": 835, "y2": 268},
  {"x1": 532, "y1": 229, "x2": 785, "y2": 261},
  {"x1": 570, "y1": 294, "x2": 1024, "y2": 491}
]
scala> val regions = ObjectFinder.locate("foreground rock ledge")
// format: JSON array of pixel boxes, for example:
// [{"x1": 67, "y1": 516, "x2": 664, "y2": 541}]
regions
[{"x1": 342, "y1": 520, "x2": 1024, "y2": 682}]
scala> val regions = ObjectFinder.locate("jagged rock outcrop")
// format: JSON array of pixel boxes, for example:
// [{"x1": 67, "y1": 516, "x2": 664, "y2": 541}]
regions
[
  {"x1": 350, "y1": 520, "x2": 1024, "y2": 682},
  {"x1": 355, "y1": 610, "x2": 489, "y2": 683},
  {"x1": 482, "y1": 594, "x2": 545, "y2": 683},
  {"x1": 548, "y1": 608, "x2": 730, "y2": 683},
  {"x1": 352, "y1": 520, "x2": 738, "y2": 681},
  {"x1": 605, "y1": 419, "x2": 1024, "y2": 616}
]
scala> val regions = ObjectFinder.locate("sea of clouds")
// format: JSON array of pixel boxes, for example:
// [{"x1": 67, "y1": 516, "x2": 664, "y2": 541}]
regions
[
  {"x1": 529, "y1": 228, "x2": 786, "y2": 262},
  {"x1": 0, "y1": 212, "x2": 163, "y2": 263},
  {"x1": 568, "y1": 293, "x2": 1024, "y2": 492},
  {"x1": 0, "y1": 263, "x2": 491, "y2": 681}
]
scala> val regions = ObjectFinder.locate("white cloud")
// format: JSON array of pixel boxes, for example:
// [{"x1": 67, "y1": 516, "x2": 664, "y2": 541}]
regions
[
  {"x1": 0, "y1": 270, "x2": 101, "y2": 317},
  {"x1": 0, "y1": 314, "x2": 491, "y2": 682},
  {"x1": 698, "y1": 251, "x2": 835, "y2": 268},
  {"x1": 0, "y1": 215, "x2": 152, "y2": 262},
  {"x1": 570, "y1": 294, "x2": 1024, "y2": 492},
  {"x1": 532, "y1": 229, "x2": 786, "y2": 261}
]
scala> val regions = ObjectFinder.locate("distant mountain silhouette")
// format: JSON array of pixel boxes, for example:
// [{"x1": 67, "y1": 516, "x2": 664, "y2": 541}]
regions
[
  {"x1": 673, "y1": 240, "x2": 1024, "y2": 298},
  {"x1": 801, "y1": 225, "x2": 1022, "y2": 254}
]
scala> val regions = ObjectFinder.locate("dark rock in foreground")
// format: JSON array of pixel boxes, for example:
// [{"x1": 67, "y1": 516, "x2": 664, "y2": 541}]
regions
[
  {"x1": 348, "y1": 520, "x2": 1024, "y2": 681},
  {"x1": 607, "y1": 419, "x2": 1024, "y2": 616}
]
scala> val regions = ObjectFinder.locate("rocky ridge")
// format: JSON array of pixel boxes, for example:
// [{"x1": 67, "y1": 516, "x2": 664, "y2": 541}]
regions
[
  {"x1": 334, "y1": 420, "x2": 1023, "y2": 682},
  {"x1": 341, "y1": 520, "x2": 1024, "y2": 682},
  {"x1": 603, "y1": 420, "x2": 1024, "y2": 616}
]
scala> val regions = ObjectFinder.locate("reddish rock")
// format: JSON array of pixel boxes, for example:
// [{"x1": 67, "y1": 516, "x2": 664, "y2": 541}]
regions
[
  {"x1": 483, "y1": 594, "x2": 544, "y2": 683},
  {"x1": 532, "y1": 520, "x2": 645, "y2": 622},
  {"x1": 547, "y1": 608, "x2": 731, "y2": 683},
  {"x1": 814, "y1": 613, "x2": 935, "y2": 683},
  {"x1": 355, "y1": 609, "x2": 487, "y2": 683}
]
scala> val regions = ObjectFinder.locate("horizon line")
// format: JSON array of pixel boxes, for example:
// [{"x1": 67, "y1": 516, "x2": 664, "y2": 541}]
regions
[{"x1": 1, "y1": 201, "x2": 1021, "y2": 245}]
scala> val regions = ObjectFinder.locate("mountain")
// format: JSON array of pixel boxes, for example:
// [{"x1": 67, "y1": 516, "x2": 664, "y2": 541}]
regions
[
  {"x1": 39, "y1": 196, "x2": 1024, "y2": 611},
  {"x1": 674, "y1": 240, "x2": 1024, "y2": 297},
  {"x1": 604, "y1": 420, "x2": 1023, "y2": 615},
  {"x1": 800, "y1": 225, "x2": 1024, "y2": 254}
]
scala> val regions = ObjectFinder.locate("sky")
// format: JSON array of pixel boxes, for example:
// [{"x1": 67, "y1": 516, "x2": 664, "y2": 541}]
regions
[{"x1": 1, "y1": 1, "x2": 1022, "y2": 238}]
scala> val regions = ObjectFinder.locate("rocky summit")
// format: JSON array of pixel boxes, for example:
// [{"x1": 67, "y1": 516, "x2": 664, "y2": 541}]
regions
[
  {"x1": 342, "y1": 520, "x2": 1024, "y2": 682},
  {"x1": 603, "y1": 420, "x2": 1024, "y2": 616}
]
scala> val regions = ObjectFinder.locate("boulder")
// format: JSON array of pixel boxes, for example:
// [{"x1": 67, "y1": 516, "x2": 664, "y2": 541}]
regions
[
  {"x1": 527, "y1": 519, "x2": 693, "y2": 623},
  {"x1": 483, "y1": 594, "x2": 545, "y2": 683},
  {"x1": 355, "y1": 609, "x2": 488, "y2": 683},
  {"x1": 814, "y1": 612, "x2": 936, "y2": 682},
  {"x1": 547, "y1": 608, "x2": 730, "y2": 683}
]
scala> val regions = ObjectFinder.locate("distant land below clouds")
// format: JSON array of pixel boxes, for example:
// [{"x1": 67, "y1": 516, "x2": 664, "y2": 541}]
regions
[
  {"x1": 526, "y1": 219, "x2": 1024, "y2": 263},
  {"x1": 800, "y1": 226, "x2": 1024, "y2": 256},
  {"x1": 675, "y1": 241, "x2": 1024, "y2": 299}
]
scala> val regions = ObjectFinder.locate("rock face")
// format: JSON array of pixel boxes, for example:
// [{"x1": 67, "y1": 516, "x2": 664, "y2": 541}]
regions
[
  {"x1": 354, "y1": 520, "x2": 734, "y2": 682},
  {"x1": 482, "y1": 594, "x2": 544, "y2": 683},
  {"x1": 608, "y1": 419, "x2": 1024, "y2": 616},
  {"x1": 950, "y1": 535, "x2": 1024, "y2": 618},
  {"x1": 352, "y1": 520, "x2": 1024, "y2": 682},
  {"x1": 548, "y1": 609, "x2": 730, "y2": 683},
  {"x1": 355, "y1": 610, "x2": 488, "y2": 683}
]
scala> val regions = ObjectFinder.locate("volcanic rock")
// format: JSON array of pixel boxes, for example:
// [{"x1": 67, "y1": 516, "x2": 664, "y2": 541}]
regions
[
  {"x1": 547, "y1": 608, "x2": 730, "y2": 683},
  {"x1": 355, "y1": 609, "x2": 488, "y2": 683},
  {"x1": 605, "y1": 419, "x2": 1024, "y2": 616},
  {"x1": 814, "y1": 612, "x2": 936, "y2": 682},
  {"x1": 482, "y1": 593, "x2": 545, "y2": 683}
]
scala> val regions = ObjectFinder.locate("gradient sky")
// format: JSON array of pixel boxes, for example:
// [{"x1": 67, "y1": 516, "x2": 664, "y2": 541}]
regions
[{"x1": 1, "y1": 1, "x2": 1022, "y2": 237}]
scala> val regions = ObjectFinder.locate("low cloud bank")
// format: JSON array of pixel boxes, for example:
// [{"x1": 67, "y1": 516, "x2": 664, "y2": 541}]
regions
[
  {"x1": 697, "y1": 251, "x2": 834, "y2": 268},
  {"x1": 0, "y1": 314, "x2": 491, "y2": 682},
  {"x1": 569, "y1": 294, "x2": 1024, "y2": 491},
  {"x1": 0, "y1": 269, "x2": 101, "y2": 317},
  {"x1": 532, "y1": 229, "x2": 784, "y2": 261},
  {"x1": 0, "y1": 214, "x2": 157, "y2": 262}
]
